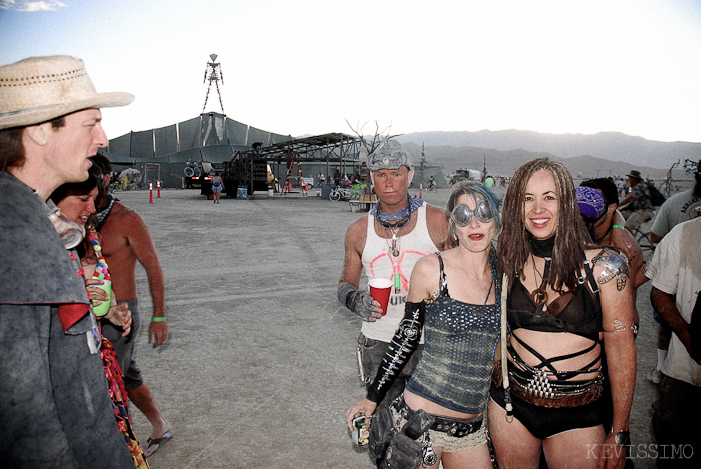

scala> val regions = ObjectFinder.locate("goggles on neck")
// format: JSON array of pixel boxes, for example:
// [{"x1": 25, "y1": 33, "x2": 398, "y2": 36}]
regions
[{"x1": 451, "y1": 200, "x2": 495, "y2": 227}]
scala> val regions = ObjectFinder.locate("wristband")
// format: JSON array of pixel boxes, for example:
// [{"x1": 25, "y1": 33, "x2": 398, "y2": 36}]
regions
[
  {"x1": 151, "y1": 317, "x2": 167, "y2": 322},
  {"x1": 613, "y1": 225, "x2": 625, "y2": 230},
  {"x1": 337, "y1": 282, "x2": 357, "y2": 308}
]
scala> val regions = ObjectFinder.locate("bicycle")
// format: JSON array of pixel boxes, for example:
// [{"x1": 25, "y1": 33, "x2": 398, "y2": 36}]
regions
[
  {"x1": 183, "y1": 159, "x2": 203, "y2": 178},
  {"x1": 329, "y1": 183, "x2": 364, "y2": 202},
  {"x1": 633, "y1": 226, "x2": 655, "y2": 254},
  {"x1": 630, "y1": 209, "x2": 657, "y2": 255}
]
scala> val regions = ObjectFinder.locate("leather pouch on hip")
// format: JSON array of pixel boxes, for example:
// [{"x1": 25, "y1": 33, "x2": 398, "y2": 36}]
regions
[
  {"x1": 381, "y1": 432, "x2": 422, "y2": 469},
  {"x1": 369, "y1": 406, "x2": 396, "y2": 461},
  {"x1": 401, "y1": 408, "x2": 434, "y2": 440}
]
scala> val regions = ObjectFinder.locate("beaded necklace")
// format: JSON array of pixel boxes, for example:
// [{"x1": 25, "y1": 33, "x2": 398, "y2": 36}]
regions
[{"x1": 87, "y1": 224, "x2": 111, "y2": 282}]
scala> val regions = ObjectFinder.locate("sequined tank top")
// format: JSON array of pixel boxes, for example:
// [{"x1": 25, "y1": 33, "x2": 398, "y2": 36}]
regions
[{"x1": 405, "y1": 251, "x2": 501, "y2": 414}]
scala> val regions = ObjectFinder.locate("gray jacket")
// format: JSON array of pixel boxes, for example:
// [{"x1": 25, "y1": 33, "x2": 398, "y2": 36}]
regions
[{"x1": 0, "y1": 172, "x2": 132, "y2": 468}]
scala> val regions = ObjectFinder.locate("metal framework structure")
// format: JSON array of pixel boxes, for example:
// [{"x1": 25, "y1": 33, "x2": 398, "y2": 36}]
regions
[
  {"x1": 223, "y1": 133, "x2": 364, "y2": 194},
  {"x1": 238, "y1": 133, "x2": 362, "y2": 163}
]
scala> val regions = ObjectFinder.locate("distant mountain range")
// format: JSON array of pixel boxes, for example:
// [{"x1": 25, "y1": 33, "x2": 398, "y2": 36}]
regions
[{"x1": 395, "y1": 130, "x2": 700, "y2": 180}]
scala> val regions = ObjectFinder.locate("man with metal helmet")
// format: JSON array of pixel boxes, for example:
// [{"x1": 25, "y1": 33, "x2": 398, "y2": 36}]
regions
[{"x1": 337, "y1": 139, "x2": 452, "y2": 409}]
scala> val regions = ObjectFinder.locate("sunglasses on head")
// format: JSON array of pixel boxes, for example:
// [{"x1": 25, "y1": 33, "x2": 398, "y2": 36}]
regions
[{"x1": 451, "y1": 200, "x2": 496, "y2": 227}]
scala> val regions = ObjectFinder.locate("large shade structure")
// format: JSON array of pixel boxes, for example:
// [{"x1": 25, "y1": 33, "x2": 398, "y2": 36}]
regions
[{"x1": 104, "y1": 113, "x2": 364, "y2": 190}]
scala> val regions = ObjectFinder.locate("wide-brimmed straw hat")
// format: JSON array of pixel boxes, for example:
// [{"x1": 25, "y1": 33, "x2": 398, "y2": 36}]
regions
[{"x1": 0, "y1": 56, "x2": 134, "y2": 130}]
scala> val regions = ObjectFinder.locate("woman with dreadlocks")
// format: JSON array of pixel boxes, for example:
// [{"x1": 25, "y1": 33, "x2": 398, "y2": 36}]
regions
[
  {"x1": 488, "y1": 158, "x2": 636, "y2": 469},
  {"x1": 348, "y1": 182, "x2": 502, "y2": 469}
]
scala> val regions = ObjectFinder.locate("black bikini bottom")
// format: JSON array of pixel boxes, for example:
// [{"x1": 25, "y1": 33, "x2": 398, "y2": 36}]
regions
[{"x1": 490, "y1": 383, "x2": 604, "y2": 440}]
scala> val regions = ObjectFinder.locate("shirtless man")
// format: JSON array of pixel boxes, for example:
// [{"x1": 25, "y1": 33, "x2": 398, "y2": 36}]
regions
[
  {"x1": 91, "y1": 154, "x2": 172, "y2": 457},
  {"x1": 580, "y1": 178, "x2": 649, "y2": 321}
]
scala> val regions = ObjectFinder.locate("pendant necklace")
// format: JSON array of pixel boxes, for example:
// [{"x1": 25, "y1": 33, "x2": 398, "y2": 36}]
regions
[
  {"x1": 384, "y1": 226, "x2": 403, "y2": 257},
  {"x1": 527, "y1": 233, "x2": 555, "y2": 308},
  {"x1": 530, "y1": 253, "x2": 551, "y2": 308},
  {"x1": 376, "y1": 208, "x2": 410, "y2": 258}
]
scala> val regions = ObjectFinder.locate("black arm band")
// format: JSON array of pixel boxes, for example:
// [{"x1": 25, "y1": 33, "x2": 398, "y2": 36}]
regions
[{"x1": 366, "y1": 301, "x2": 426, "y2": 403}]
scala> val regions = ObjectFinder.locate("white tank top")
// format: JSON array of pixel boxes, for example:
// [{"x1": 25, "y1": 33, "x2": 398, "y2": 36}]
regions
[{"x1": 361, "y1": 204, "x2": 440, "y2": 342}]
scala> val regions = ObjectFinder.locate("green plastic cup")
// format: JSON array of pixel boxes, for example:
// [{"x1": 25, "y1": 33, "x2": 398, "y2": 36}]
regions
[{"x1": 91, "y1": 280, "x2": 112, "y2": 317}]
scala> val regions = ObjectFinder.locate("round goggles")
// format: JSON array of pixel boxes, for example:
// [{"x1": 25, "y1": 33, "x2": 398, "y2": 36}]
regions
[{"x1": 451, "y1": 200, "x2": 496, "y2": 227}]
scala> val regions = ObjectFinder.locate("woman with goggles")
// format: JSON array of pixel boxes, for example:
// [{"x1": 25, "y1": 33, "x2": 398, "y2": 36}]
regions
[
  {"x1": 488, "y1": 158, "x2": 635, "y2": 469},
  {"x1": 348, "y1": 181, "x2": 502, "y2": 468}
]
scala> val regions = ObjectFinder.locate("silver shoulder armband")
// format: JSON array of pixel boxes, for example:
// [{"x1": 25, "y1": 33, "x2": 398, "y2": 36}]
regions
[{"x1": 591, "y1": 247, "x2": 630, "y2": 291}]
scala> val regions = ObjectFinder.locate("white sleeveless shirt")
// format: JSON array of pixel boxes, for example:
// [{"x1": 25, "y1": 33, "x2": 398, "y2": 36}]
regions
[{"x1": 361, "y1": 204, "x2": 440, "y2": 342}]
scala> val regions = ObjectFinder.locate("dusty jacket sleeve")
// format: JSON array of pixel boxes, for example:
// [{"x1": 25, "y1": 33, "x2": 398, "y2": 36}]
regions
[{"x1": 366, "y1": 301, "x2": 425, "y2": 403}]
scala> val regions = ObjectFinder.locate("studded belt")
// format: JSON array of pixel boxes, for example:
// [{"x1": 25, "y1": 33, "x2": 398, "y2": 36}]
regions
[
  {"x1": 492, "y1": 361, "x2": 603, "y2": 408},
  {"x1": 392, "y1": 397, "x2": 483, "y2": 438}
]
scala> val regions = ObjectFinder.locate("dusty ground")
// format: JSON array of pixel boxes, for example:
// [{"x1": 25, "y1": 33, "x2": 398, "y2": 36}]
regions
[{"x1": 120, "y1": 185, "x2": 665, "y2": 468}]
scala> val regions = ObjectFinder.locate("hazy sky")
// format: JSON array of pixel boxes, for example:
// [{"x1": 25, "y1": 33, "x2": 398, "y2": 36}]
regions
[{"x1": 1, "y1": 0, "x2": 700, "y2": 143}]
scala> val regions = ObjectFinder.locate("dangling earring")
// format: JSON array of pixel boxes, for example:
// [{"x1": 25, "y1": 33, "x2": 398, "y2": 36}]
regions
[{"x1": 452, "y1": 232, "x2": 458, "y2": 240}]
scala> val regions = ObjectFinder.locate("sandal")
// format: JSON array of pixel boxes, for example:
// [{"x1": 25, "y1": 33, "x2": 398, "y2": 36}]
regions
[{"x1": 143, "y1": 430, "x2": 173, "y2": 457}]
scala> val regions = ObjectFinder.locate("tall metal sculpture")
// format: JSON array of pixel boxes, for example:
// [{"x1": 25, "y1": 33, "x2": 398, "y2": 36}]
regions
[{"x1": 202, "y1": 54, "x2": 225, "y2": 114}]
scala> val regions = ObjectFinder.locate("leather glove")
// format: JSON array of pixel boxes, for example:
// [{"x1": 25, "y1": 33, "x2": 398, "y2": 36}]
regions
[{"x1": 338, "y1": 282, "x2": 375, "y2": 320}]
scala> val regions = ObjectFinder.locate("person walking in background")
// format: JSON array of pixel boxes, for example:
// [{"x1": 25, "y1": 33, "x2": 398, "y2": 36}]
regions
[
  {"x1": 334, "y1": 168, "x2": 341, "y2": 187},
  {"x1": 210, "y1": 172, "x2": 224, "y2": 204},
  {"x1": 90, "y1": 153, "x2": 173, "y2": 458},
  {"x1": 646, "y1": 217, "x2": 701, "y2": 469},
  {"x1": 489, "y1": 158, "x2": 636, "y2": 469},
  {"x1": 337, "y1": 139, "x2": 452, "y2": 411},
  {"x1": 348, "y1": 182, "x2": 502, "y2": 468},
  {"x1": 619, "y1": 169, "x2": 653, "y2": 233},
  {"x1": 618, "y1": 178, "x2": 625, "y2": 197},
  {"x1": 0, "y1": 55, "x2": 135, "y2": 467}
]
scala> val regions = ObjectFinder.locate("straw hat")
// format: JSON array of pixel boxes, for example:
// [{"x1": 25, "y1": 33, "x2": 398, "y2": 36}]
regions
[{"x1": 0, "y1": 56, "x2": 134, "y2": 130}]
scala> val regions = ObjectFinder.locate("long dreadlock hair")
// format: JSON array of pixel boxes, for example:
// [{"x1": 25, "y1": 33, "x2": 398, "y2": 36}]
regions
[{"x1": 497, "y1": 158, "x2": 590, "y2": 292}]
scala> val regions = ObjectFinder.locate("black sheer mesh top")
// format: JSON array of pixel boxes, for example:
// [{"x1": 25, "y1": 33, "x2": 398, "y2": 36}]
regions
[{"x1": 507, "y1": 273, "x2": 602, "y2": 342}]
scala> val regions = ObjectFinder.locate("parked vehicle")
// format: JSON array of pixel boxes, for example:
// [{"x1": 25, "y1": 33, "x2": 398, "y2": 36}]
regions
[{"x1": 450, "y1": 168, "x2": 481, "y2": 185}]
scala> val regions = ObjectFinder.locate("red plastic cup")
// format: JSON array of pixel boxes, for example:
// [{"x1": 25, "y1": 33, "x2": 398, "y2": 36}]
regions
[{"x1": 369, "y1": 278, "x2": 393, "y2": 315}]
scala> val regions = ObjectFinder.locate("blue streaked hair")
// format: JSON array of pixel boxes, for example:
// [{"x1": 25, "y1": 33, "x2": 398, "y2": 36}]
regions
[{"x1": 447, "y1": 181, "x2": 503, "y2": 237}]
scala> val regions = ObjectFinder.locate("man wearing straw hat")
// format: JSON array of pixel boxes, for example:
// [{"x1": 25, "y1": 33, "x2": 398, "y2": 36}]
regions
[{"x1": 0, "y1": 56, "x2": 135, "y2": 467}]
